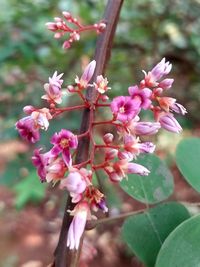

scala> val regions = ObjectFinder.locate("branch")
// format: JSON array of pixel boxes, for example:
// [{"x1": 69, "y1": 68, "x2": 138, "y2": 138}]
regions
[{"x1": 53, "y1": 1, "x2": 124, "y2": 266}]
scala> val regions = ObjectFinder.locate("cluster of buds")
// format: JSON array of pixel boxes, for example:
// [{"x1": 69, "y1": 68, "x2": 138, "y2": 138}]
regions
[
  {"x1": 46, "y1": 11, "x2": 106, "y2": 49},
  {"x1": 13, "y1": 6, "x2": 187, "y2": 259},
  {"x1": 16, "y1": 45, "x2": 186, "y2": 250}
]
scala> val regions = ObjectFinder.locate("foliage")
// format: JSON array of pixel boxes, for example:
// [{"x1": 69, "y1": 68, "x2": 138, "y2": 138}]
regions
[
  {"x1": 155, "y1": 215, "x2": 200, "y2": 267},
  {"x1": 122, "y1": 202, "x2": 190, "y2": 267},
  {"x1": 176, "y1": 137, "x2": 200, "y2": 192},
  {"x1": 1, "y1": 0, "x2": 200, "y2": 265},
  {"x1": 120, "y1": 154, "x2": 174, "y2": 204}
]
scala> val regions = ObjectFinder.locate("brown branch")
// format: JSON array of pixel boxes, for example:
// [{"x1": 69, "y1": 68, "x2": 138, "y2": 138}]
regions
[{"x1": 53, "y1": 1, "x2": 124, "y2": 266}]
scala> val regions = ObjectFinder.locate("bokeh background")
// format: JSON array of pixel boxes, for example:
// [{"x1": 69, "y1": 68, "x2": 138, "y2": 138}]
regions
[{"x1": 1, "y1": 0, "x2": 200, "y2": 266}]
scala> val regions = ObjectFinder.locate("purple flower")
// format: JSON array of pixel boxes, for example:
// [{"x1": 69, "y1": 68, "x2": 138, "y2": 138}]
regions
[
  {"x1": 150, "y1": 58, "x2": 172, "y2": 81},
  {"x1": 143, "y1": 58, "x2": 172, "y2": 87},
  {"x1": 51, "y1": 129, "x2": 78, "y2": 165},
  {"x1": 110, "y1": 96, "x2": 140, "y2": 123},
  {"x1": 42, "y1": 71, "x2": 64, "y2": 104},
  {"x1": 159, "y1": 113, "x2": 182, "y2": 133},
  {"x1": 128, "y1": 85, "x2": 152, "y2": 109},
  {"x1": 16, "y1": 116, "x2": 40, "y2": 143},
  {"x1": 32, "y1": 149, "x2": 54, "y2": 182}
]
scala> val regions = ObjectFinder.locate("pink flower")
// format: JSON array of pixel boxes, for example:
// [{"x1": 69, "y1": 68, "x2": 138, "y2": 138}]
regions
[
  {"x1": 51, "y1": 129, "x2": 78, "y2": 165},
  {"x1": 31, "y1": 108, "x2": 52, "y2": 130},
  {"x1": 106, "y1": 159, "x2": 150, "y2": 182},
  {"x1": 75, "y1": 60, "x2": 96, "y2": 89},
  {"x1": 110, "y1": 96, "x2": 140, "y2": 123},
  {"x1": 142, "y1": 58, "x2": 172, "y2": 87},
  {"x1": 128, "y1": 85, "x2": 152, "y2": 109},
  {"x1": 16, "y1": 116, "x2": 40, "y2": 143},
  {"x1": 45, "y1": 157, "x2": 67, "y2": 183},
  {"x1": 157, "y1": 97, "x2": 176, "y2": 112},
  {"x1": 32, "y1": 149, "x2": 54, "y2": 182},
  {"x1": 67, "y1": 202, "x2": 90, "y2": 250},
  {"x1": 159, "y1": 113, "x2": 182, "y2": 133},
  {"x1": 60, "y1": 168, "x2": 91, "y2": 198},
  {"x1": 42, "y1": 71, "x2": 64, "y2": 104},
  {"x1": 123, "y1": 135, "x2": 155, "y2": 155},
  {"x1": 93, "y1": 75, "x2": 111, "y2": 94}
]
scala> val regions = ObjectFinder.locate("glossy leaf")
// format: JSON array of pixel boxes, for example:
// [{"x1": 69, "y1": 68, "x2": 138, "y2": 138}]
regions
[
  {"x1": 176, "y1": 137, "x2": 200, "y2": 192},
  {"x1": 120, "y1": 154, "x2": 174, "y2": 204},
  {"x1": 156, "y1": 215, "x2": 200, "y2": 267},
  {"x1": 122, "y1": 202, "x2": 190, "y2": 267}
]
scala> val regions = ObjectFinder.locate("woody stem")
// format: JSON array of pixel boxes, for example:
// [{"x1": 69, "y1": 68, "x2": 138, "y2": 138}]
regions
[{"x1": 53, "y1": 1, "x2": 124, "y2": 267}]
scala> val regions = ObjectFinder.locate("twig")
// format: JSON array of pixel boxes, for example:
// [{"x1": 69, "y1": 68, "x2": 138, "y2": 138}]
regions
[{"x1": 86, "y1": 209, "x2": 145, "y2": 229}]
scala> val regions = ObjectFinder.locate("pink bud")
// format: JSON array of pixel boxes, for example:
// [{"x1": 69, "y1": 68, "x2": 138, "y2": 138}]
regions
[
  {"x1": 81, "y1": 60, "x2": 96, "y2": 84},
  {"x1": 23, "y1": 105, "x2": 35, "y2": 115},
  {"x1": 103, "y1": 133, "x2": 114, "y2": 144},
  {"x1": 63, "y1": 40, "x2": 71, "y2": 49},
  {"x1": 45, "y1": 22, "x2": 57, "y2": 31},
  {"x1": 62, "y1": 11, "x2": 71, "y2": 20}
]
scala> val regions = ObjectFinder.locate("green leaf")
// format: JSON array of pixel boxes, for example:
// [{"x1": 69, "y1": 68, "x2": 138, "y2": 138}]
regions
[
  {"x1": 155, "y1": 215, "x2": 200, "y2": 267},
  {"x1": 120, "y1": 154, "x2": 174, "y2": 204},
  {"x1": 176, "y1": 137, "x2": 200, "y2": 192},
  {"x1": 14, "y1": 172, "x2": 46, "y2": 209},
  {"x1": 122, "y1": 202, "x2": 190, "y2": 267}
]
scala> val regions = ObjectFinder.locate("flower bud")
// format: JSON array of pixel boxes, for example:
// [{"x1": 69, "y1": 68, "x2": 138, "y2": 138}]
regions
[
  {"x1": 23, "y1": 105, "x2": 35, "y2": 115},
  {"x1": 118, "y1": 151, "x2": 133, "y2": 161},
  {"x1": 159, "y1": 113, "x2": 182, "y2": 133},
  {"x1": 171, "y1": 103, "x2": 187, "y2": 115},
  {"x1": 158, "y1": 78, "x2": 174, "y2": 90},
  {"x1": 127, "y1": 163, "x2": 150, "y2": 176},
  {"x1": 103, "y1": 133, "x2": 114, "y2": 144},
  {"x1": 62, "y1": 11, "x2": 71, "y2": 20},
  {"x1": 105, "y1": 149, "x2": 118, "y2": 160},
  {"x1": 134, "y1": 122, "x2": 161, "y2": 135}
]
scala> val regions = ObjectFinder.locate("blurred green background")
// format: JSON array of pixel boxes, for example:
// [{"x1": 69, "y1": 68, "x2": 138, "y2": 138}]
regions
[{"x1": 0, "y1": 0, "x2": 200, "y2": 266}]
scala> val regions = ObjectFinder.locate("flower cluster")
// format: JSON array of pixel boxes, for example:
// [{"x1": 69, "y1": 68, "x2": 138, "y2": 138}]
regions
[
  {"x1": 16, "y1": 57, "x2": 186, "y2": 250},
  {"x1": 46, "y1": 11, "x2": 106, "y2": 49}
]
